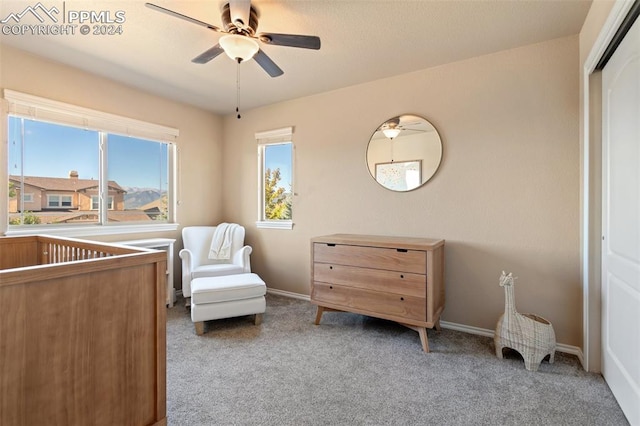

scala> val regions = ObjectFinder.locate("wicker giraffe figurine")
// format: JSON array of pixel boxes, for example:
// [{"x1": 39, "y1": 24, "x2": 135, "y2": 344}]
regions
[{"x1": 494, "y1": 271, "x2": 556, "y2": 371}]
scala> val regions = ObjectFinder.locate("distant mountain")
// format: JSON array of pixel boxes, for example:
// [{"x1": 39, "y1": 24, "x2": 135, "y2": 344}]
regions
[{"x1": 123, "y1": 187, "x2": 165, "y2": 209}]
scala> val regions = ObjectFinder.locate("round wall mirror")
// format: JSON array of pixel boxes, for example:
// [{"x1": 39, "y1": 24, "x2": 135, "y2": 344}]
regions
[{"x1": 366, "y1": 114, "x2": 443, "y2": 192}]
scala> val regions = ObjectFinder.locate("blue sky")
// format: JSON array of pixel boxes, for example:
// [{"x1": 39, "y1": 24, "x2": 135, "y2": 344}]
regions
[
  {"x1": 264, "y1": 143, "x2": 292, "y2": 191},
  {"x1": 8, "y1": 116, "x2": 290, "y2": 192},
  {"x1": 8, "y1": 117, "x2": 168, "y2": 189}
]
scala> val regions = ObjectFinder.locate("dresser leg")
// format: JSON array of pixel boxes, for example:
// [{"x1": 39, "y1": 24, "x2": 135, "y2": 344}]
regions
[
  {"x1": 401, "y1": 324, "x2": 430, "y2": 352},
  {"x1": 417, "y1": 327, "x2": 430, "y2": 352},
  {"x1": 314, "y1": 306, "x2": 324, "y2": 325},
  {"x1": 434, "y1": 320, "x2": 442, "y2": 331}
]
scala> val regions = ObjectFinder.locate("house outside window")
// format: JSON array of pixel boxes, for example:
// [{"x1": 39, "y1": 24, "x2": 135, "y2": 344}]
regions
[
  {"x1": 256, "y1": 127, "x2": 294, "y2": 230},
  {"x1": 4, "y1": 90, "x2": 178, "y2": 235}
]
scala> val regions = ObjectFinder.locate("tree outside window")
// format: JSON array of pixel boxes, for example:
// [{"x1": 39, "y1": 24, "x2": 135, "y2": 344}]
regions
[{"x1": 264, "y1": 167, "x2": 291, "y2": 220}]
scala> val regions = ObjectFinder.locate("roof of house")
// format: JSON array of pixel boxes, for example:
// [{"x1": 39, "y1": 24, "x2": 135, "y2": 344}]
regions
[
  {"x1": 140, "y1": 196, "x2": 166, "y2": 212},
  {"x1": 9, "y1": 175, "x2": 125, "y2": 193}
]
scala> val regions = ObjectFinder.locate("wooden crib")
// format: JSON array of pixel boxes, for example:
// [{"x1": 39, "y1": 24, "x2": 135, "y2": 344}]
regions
[{"x1": 0, "y1": 235, "x2": 167, "y2": 426}]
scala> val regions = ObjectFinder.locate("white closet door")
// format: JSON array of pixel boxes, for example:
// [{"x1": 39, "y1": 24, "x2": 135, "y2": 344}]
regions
[{"x1": 601, "y1": 14, "x2": 640, "y2": 426}]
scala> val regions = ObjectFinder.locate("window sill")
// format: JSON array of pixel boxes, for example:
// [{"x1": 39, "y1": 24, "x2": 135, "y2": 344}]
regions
[
  {"x1": 256, "y1": 220, "x2": 293, "y2": 230},
  {"x1": 5, "y1": 222, "x2": 179, "y2": 238}
]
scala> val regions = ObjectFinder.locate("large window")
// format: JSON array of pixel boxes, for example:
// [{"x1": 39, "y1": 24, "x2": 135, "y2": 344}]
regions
[
  {"x1": 4, "y1": 90, "x2": 178, "y2": 234},
  {"x1": 256, "y1": 127, "x2": 293, "y2": 229}
]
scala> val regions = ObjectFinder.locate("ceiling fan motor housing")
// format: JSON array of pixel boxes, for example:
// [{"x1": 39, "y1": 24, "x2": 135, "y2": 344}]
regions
[{"x1": 222, "y1": 3, "x2": 259, "y2": 36}]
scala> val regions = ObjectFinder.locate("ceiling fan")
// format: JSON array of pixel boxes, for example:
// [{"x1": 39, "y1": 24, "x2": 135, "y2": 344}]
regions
[{"x1": 145, "y1": 0, "x2": 321, "y2": 77}]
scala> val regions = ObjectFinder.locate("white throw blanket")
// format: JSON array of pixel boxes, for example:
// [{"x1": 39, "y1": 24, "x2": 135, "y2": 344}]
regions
[{"x1": 208, "y1": 223, "x2": 237, "y2": 260}]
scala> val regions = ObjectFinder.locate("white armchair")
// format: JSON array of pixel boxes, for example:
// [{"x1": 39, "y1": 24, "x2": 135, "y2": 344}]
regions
[{"x1": 179, "y1": 225, "x2": 252, "y2": 300}]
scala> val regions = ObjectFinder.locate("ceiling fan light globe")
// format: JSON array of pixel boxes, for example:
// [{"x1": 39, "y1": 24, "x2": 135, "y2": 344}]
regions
[
  {"x1": 219, "y1": 34, "x2": 259, "y2": 62},
  {"x1": 383, "y1": 128, "x2": 401, "y2": 139}
]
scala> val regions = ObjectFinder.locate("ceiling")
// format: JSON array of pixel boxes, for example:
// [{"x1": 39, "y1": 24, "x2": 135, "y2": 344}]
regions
[{"x1": 0, "y1": 0, "x2": 592, "y2": 115}]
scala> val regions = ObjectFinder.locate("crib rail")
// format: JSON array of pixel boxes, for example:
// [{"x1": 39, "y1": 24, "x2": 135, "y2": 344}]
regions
[{"x1": 0, "y1": 234, "x2": 140, "y2": 270}]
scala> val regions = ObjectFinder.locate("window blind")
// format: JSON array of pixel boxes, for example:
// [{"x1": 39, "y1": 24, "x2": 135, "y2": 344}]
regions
[
  {"x1": 4, "y1": 89, "x2": 179, "y2": 143},
  {"x1": 255, "y1": 126, "x2": 293, "y2": 145}
]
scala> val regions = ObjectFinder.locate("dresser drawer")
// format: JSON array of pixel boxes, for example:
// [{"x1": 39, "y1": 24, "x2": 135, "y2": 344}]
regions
[
  {"x1": 313, "y1": 263, "x2": 425, "y2": 298},
  {"x1": 313, "y1": 243, "x2": 426, "y2": 274},
  {"x1": 312, "y1": 282, "x2": 426, "y2": 322}
]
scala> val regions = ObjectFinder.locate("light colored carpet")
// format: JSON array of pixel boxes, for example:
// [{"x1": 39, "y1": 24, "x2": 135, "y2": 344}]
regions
[{"x1": 166, "y1": 294, "x2": 628, "y2": 425}]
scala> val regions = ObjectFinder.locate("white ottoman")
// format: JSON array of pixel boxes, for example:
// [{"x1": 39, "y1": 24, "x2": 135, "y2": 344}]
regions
[{"x1": 190, "y1": 273, "x2": 266, "y2": 335}]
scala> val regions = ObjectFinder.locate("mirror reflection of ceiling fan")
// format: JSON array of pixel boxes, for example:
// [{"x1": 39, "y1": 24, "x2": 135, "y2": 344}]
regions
[
  {"x1": 378, "y1": 116, "x2": 428, "y2": 140},
  {"x1": 145, "y1": 0, "x2": 321, "y2": 77}
]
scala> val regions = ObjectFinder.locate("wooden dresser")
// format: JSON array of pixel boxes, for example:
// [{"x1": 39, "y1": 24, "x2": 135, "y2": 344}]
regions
[{"x1": 311, "y1": 234, "x2": 445, "y2": 352}]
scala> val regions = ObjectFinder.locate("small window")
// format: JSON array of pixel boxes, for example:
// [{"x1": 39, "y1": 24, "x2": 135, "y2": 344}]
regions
[
  {"x1": 47, "y1": 195, "x2": 60, "y2": 208},
  {"x1": 61, "y1": 196, "x2": 72, "y2": 207},
  {"x1": 256, "y1": 127, "x2": 293, "y2": 229},
  {"x1": 23, "y1": 194, "x2": 33, "y2": 203},
  {"x1": 92, "y1": 196, "x2": 113, "y2": 210},
  {"x1": 46, "y1": 195, "x2": 72, "y2": 208},
  {"x1": 262, "y1": 143, "x2": 292, "y2": 220}
]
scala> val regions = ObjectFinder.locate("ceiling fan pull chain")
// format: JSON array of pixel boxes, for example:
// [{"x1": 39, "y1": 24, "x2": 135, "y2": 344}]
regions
[{"x1": 236, "y1": 58, "x2": 242, "y2": 119}]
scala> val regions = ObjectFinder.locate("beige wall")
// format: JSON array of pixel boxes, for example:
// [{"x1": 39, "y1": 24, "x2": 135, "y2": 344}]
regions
[
  {"x1": 0, "y1": 45, "x2": 223, "y2": 284},
  {"x1": 222, "y1": 35, "x2": 582, "y2": 346}
]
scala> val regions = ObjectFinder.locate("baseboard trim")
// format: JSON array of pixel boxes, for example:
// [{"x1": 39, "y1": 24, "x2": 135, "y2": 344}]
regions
[
  {"x1": 267, "y1": 288, "x2": 311, "y2": 301},
  {"x1": 267, "y1": 290, "x2": 584, "y2": 362},
  {"x1": 439, "y1": 320, "x2": 494, "y2": 338},
  {"x1": 440, "y1": 320, "x2": 584, "y2": 360}
]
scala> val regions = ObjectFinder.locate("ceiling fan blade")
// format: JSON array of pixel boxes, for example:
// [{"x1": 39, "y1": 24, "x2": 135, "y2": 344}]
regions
[
  {"x1": 258, "y1": 33, "x2": 321, "y2": 50},
  {"x1": 228, "y1": 0, "x2": 252, "y2": 30},
  {"x1": 253, "y1": 49, "x2": 284, "y2": 77},
  {"x1": 146, "y1": 3, "x2": 221, "y2": 32},
  {"x1": 192, "y1": 44, "x2": 225, "y2": 64}
]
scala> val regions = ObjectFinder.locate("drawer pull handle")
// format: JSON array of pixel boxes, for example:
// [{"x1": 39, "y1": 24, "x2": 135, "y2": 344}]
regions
[
  {"x1": 329, "y1": 286, "x2": 333, "y2": 289},
  {"x1": 396, "y1": 248, "x2": 408, "y2": 253},
  {"x1": 329, "y1": 266, "x2": 333, "y2": 270},
  {"x1": 327, "y1": 243, "x2": 336, "y2": 247},
  {"x1": 400, "y1": 297, "x2": 405, "y2": 301},
  {"x1": 400, "y1": 274, "x2": 404, "y2": 279}
]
